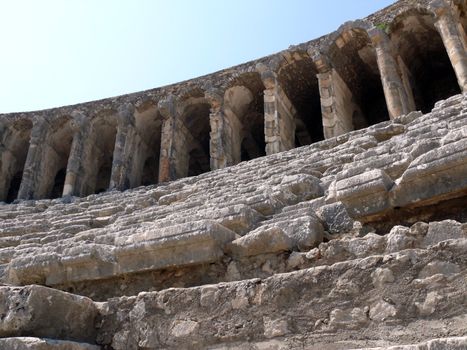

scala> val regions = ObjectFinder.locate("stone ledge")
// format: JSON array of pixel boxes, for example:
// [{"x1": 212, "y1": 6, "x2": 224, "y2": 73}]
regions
[
  {"x1": 0, "y1": 337, "x2": 101, "y2": 350},
  {"x1": 6, "y1": 220, "x2": 236, "y2": 286},
  {"x1": 0, "y1": 285, "x2": 98, "y2": 343},
  {"x1": 96, "y1": 238, "x2": 467, "y2": 349},
  {"x1": 352, "y1": 336, "x2": 467, "y2": 350}
]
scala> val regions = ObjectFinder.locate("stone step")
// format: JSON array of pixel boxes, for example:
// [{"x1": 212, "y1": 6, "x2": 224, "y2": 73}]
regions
[
  {"x1": 96, "y1": 237, "x2": 467, "y2": 349},
  {"x1": 353, "y1": 337, "x2": 467, "y2": 350},
  {"x1": 5, "y1": 219, "x2": 237, "y2": 286},
  {"x1": 0, "y1": 285, "x2": 97, "y2": 343},
  {"x1": 0, "y1": 338, "x2": 101, "y2": 350}
]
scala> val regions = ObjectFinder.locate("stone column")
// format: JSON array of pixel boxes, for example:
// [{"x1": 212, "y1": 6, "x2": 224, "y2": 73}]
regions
[
  {"x1": 205, "y1": 88, "x2": 232, "y2": 170},
  {"x1": 368, "y1": 27, "x2": 413, "y2": 119},
  {"x1": 260, "y1": 68, "x2": 296, "y2": 155},
  {"x1": 311, "y1": 51, "x2": 354, "y2": 139},
  {"x1": 430, "y1": 0, "x2": 467, "y2": 92},
  {"x1": 17, "y1": 116, "x2": 50, "y2": 200},
  {"x1": 158, "y1": 95, "x2": 182, "y2": 182},
  {"x1": 109, "y1": 103, "x2": 137, "y2": 191},
  {"x1": 0, "y1": 120, "x2": 11, "y2": 201},
  {"x1": 62, "y1": 111, "x2": 90, "y2": 197}
]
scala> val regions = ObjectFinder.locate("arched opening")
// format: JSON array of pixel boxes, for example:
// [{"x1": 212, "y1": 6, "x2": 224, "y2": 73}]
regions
[
  {"x1": 38, "y1": 116, "x2": 74, "y2": 199},
  {"x1": 0, "y1": 119, "x2": 32, "y2": 203},
  {"x1": 141, "y1": 156, "x2": 158, "y2": 186},
  {"x1": 390, "y1": 9, "x2": 461, "y2": 113},
  {"x1": 240, "y1": 111, "x2": 266, "y2": 161},
  {"x1": 182, "y1": 102, "x2": 211, "y2": 177},
  {"x1": 135, "y1": 102, "x2": 162, "y2": 187},
  {"x1": 95, "y1": 164, "x2": 112, "y2": 194},
  {"x1": 6, "y1": 172, "x2": 22, "y2": 203},
  {"x1": 277, "y1": 52, "x2": 323, "y2": 147},
  {"x1": 224, "y1": 73, "x2": 266, "y2": 163},
  {"x1": 50, "y1": 168, "x2": 66, "y2": 199},
  {"x1": 327, "y1": 25, "x2": 389, "y2": 129},
  {"x1": 83, "y1": 114, "x2": 118, "y2": 195}
]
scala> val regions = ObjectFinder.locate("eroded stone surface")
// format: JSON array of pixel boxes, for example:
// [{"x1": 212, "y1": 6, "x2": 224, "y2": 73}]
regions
[
  {"x1": 0, "y1": 1, "x2": 466, "y2": 348},
  {"x1": 0, "y1": 285, "x2": 97, "y2": 342},
  {"x1": 0, "y1": 338, "x2": 100, "y2": 350}
]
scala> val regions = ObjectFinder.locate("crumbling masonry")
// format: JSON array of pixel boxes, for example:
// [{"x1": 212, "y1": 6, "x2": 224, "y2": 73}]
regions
[
  {"x1": 0, "y1": 0, "x2": 467, "y2": 349},
  {"x1": 1, "y1": 0, "x2": 466, "y2": 202}
]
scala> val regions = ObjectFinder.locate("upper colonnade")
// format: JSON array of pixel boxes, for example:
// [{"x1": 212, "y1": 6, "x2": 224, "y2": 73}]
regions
[{"x1": 0, "y1": 0, "x2": 466, "y2": 202}]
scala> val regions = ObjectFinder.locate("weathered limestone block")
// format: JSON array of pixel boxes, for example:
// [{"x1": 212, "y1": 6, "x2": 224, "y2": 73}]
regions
[
  {"x1": 45, "y1": 244, "x2": 117, "y2": 285},
  {"x1": 208, "y1": 204, "x2": 263, "y2": 235},
  {"x1": 0, "y1": 338, "x2": 101, "y2": 350},
  {"x1": 114, "y1": 220, "x2": 236, "y2": 275},
  {"x1": 332, "y1": 169, "x2": 394, "y2": 218},
  {"x1": 395, "y1": 110, "x2": 423, "y2": 125},
  {"x1": 228, "y1": 227, "x2": 293, "y2": 257},
  {"x1": 385, "y1": 225, "x2": 415, "y2": 253},
  {"x1": 6, "y1": 219, "x2": 236, "y2": 286},
  {"x1": 7, "y1": 252, "x2": 62, "y2": 285},
  {"x1": 354, "y1": 337, "x2": 467, "y2": 350},
  {"x1": 229, "y1": 210, "x2": 324, "y2": 256},
  {"x1": 275, "y1": 174, "x2": 323, "y2": 200},
  {"x1": 245, "y1": 193, "x2": 284, "y2": 216},
  {"x1": 422, "y1": 220, "x2": 466, "y2": 248},
  {"x1": 328, "y1": 307, "x2": 369, "y2": 330},
  {"x1": 390, "y1": 137, "x2": 467, "y2": 208},
  {"x1": 368, "y1": 122, "x2": 405, "y2": 142},
  {"x1": 315, "y1": 201, "x2": 354, "y2": 234},
  {"x1": 341, "y1": 152, "x2": 413, "y2": 181},
  {"x1": 318, "y1": 233, "x2": 386, "y2": 263},
  {"x1": 97, "y1": 239, "x2": 467, "y2": 349},
  {"x1": 0, "y1": 285, "x2": 98, "y2": 342}
]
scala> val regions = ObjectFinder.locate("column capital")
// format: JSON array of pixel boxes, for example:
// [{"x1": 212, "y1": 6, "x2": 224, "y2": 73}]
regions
[
  {"x1": 428, "y1": 0, "x2": 450, "y2": 18},
  {"x1": 257, "y1": 63, "x2": 278, "y2": 90},
  {"x1": 367, "y1": 26, "x2": 389, "y2": 46},
  {"x1": 158, "y1": 94, "x2": 177, "y2": 120},
  {"x1": 70, "y1": 110, "x2": 90, "y2": 133},
  {"x1": 204, "y1": 88, "x2": 224, "y2": 112},
  {"x1": 30, "y1": 115, "x2": 49, "y2": 142},
  {"x1": 117, "y1": 103, "x2": 136, "y2": 127},
  {"x1": 309, "y1": 49, "x2": 332, "y2": 74}
]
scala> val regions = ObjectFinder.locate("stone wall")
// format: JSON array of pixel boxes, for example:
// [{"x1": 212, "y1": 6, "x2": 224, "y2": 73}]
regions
[
  {"x1": 0, "y1": 90, "x2": 466, "y2": 349},
  {"x1": 1, "y1": 0, "x2": 466, "y2": 203},
  {"x1": 0, "y1": 0, "x2": 466, "y2": 344}
]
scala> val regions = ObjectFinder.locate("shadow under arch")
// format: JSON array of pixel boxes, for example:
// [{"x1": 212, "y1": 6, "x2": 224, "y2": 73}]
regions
[
  {"x1": 274, "y1": 50, "x2": 323, "y2": 147},
  {"x1": 224, "y1": 71, "x2": 266, "y2": 163},
  {"x1": 388, "y1": 7, "x2": 460, "y2": 113},
  {"x1": 134, "y1": 100, "x2": 163, "y2": 187},
  {"x1": 321, "y1": 21, "x2": 390, "y2": 130},
  {"x1": 0, "y1": 118, "x2": 32, "y2": 203},
  {"x1": 178, "y1": 88, "x2": 212, "y2": 177},
  {"x1": 39, "y1": 115, "x2": 75, "y2": 199},
  {"x1": 81, "y1": 111, "x2": 118, "y2": 195}
]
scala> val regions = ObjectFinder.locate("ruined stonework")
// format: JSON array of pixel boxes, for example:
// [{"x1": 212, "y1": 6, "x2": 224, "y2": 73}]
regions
[{"x1": 0, "y1": 0, "x2": 466, "y2": 349}]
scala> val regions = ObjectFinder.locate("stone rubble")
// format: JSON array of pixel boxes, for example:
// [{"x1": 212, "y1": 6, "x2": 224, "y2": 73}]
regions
[{"x1": 0, "y1": 93, "x2": 465, "y2": 349}]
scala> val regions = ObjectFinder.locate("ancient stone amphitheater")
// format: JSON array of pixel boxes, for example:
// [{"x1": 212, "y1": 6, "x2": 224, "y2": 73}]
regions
[{"x1": 1, "y1": 0, "x2": 466, "y2": 349}]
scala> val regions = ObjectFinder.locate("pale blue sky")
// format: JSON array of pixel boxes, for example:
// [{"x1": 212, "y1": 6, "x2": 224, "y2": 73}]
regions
[{"x1": 0, "y1": 0, "x2": 395, "y2": 113}]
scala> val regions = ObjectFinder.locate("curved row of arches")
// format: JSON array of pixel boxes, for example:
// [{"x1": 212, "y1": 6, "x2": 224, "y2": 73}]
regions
[{"x1": 0, "y1": 1, "x2": 465, "y2": 202}]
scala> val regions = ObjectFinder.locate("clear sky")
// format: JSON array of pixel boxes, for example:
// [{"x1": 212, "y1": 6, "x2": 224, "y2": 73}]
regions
[{"x1": 0, "y1": 0, "x2": 395, "y2": 113}]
